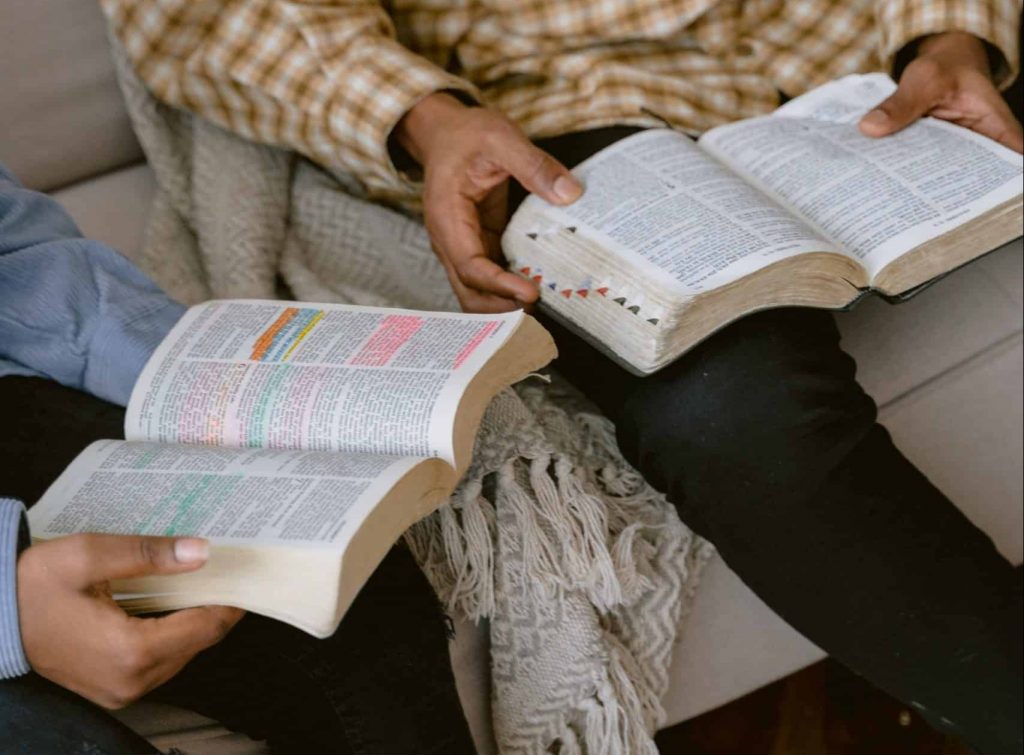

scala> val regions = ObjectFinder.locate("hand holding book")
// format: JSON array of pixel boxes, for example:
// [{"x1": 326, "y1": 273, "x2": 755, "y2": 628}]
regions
[
  {"x1": 17, "y1": 533, "x2": 242, "y2": 709},
  {"x1": 394, "y1": 92, "x2": 582, "y2": 313},
  {"x1": 859, "y1": 31, "x2": 1023, "y2": 154},
  {"x1": 29, "y1": 301, "x2": 557, "y2": 637},
  {"x1": 504, "y1": 74, "x2": 1023, "y2": 373}
]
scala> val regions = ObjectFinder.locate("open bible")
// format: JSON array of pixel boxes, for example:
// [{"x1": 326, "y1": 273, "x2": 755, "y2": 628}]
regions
[
  {"x1": 28, "y1": 300, "x2": 555, "y2": 637},
  {"x1": 504, "y1": 74, "x2": 1024, "y2": 374}
]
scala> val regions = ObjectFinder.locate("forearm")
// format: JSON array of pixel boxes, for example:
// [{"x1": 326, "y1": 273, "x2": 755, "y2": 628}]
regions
[
  {"x1": 100, "y1": 0, "x2": 479, "y2": 200},
  {"x1": 0, "y1": 498, "x2": 29, "y2": 680},
  {"x1": 0, "y1": 167, "x2": 184, "y2": 405}
]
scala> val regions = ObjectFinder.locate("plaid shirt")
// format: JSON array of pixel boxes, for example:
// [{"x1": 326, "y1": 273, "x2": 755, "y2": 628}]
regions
[{"x1": 101, "y1": 0, "x2": 1020, "y2": 206}]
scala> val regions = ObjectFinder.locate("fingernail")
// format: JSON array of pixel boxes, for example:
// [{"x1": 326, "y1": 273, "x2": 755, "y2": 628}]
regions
[
  {"x1": 553, "y1": 175, "x2": 582, "y2": 203},
  {"x1": 861, "y1": 109, "x2": 888, "y2": 129},
  {"x1": 174, "y1": 538, "x2": 209, "y2": 563}
]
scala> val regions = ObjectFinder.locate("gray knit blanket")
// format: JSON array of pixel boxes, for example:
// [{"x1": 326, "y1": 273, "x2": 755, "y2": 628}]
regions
[{"x1": 110, "y1": 38, "x2": 711, "y2": 755}]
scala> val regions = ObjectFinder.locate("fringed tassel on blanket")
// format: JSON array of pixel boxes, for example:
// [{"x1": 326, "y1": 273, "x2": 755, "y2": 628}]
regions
[
  {"x1": 407, "y1": 384, "x2": 712, "y2": 754},
  {"x1": 406, "y1": 449, "x2": 654, "y2": 622}
]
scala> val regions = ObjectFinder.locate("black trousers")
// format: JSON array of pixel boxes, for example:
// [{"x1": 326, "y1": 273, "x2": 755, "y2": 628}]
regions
[
  {"x1": 0, "y1": 376, "x2": 476, "y2": 755},
  {"x1": 520, "y1": 125, "x2": 1023, "y2": 754}
]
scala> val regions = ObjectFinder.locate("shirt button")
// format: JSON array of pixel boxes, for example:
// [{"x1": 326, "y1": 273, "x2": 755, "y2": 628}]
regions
[{"x1": 736, "y1": 42, "x2": 756, "y2": 57}]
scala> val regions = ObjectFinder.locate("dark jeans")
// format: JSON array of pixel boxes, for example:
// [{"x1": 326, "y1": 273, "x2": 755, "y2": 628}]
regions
[
  {"x1": 0, "y1": 376, "x2": 476, "y2": 755},
  {"x1": 514, "y1": 127, "x2": 1023, "y2": 755}
]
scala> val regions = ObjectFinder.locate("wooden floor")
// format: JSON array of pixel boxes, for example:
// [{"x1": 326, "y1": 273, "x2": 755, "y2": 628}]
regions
[{"x1": 655, "y1": 659, "x2": 974, "y2": 755}]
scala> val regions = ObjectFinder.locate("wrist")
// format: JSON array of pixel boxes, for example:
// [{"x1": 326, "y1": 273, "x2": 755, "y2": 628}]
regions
[
  {"x1": 394, "y1": 92, "x2": 471, "y2": 167},
  {"x1": 915, "y1": 31, "x2": 991, "y2": 77}
]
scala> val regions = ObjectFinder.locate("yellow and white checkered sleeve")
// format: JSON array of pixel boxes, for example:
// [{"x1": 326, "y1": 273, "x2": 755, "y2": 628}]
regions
[
  {"x1": 875, "y1": 0, "x2": 1021, "y2": 87},
  {"x1": 100, "y1": 0, "x2": 479, "y2": 199}
]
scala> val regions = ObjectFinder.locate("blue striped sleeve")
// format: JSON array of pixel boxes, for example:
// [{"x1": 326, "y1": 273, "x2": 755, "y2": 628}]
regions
[{"x1": 0, "y1": 498, "x2": 30, "y2": 679}]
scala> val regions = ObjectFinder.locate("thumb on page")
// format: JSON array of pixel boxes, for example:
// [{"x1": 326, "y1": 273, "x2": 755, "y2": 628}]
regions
[
  {"x1": 859, "y1": 84, "x2": 933, "y2": 138},
  {"x1": 58, "y1": 534, "x2": 210, "y2": 587}
]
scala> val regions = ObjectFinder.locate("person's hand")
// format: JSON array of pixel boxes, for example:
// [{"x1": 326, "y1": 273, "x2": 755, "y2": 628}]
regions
[
  {"x1": 859, "y1": 31, "x2": 1023, "y2": 153},
  {"x1": 394, "y1": 93, "x2": 583, "y2": 312},
  {"x1": 17, "y1": 533, "x2": 244, "y2": 709}
]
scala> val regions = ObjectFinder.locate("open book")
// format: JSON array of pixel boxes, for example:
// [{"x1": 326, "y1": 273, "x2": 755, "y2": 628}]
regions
[
  {"x1": 28, "y1": 300, "x2": 555, "y2": 637},
  {"x1": 504, "y1": 74, "x2": 1023, "y2": 374}
]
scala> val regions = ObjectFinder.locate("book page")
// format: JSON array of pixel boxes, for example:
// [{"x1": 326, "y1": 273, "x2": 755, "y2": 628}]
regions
[
  {"x1": 126, "y1": 301, "x2": 521, "y2": 467},
  {"x1": 28, "y1": 440, "x2": 426, "y2": 549},
  {"x1": 511, "y1": 129, "x2": 839, "y2": 293},
  {"x1": 700, "y1": 74, "x2": 1024, "y2": 277}
]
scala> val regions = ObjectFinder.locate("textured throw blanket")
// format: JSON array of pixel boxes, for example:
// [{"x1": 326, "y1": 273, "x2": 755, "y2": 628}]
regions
[{"x1": 110, "y1": 39, "x2": 711, "y2": 755}]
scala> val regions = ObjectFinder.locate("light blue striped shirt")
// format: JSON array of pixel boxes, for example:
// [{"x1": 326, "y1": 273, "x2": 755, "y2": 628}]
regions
[{"x1": 0, "y1": 164, "x2": 184, "y2": 678}]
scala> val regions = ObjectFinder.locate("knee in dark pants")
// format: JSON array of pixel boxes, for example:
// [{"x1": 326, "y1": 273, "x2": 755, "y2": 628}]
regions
[{"x1": 612, "y1": 309, "x2": 877, "y2": 534}]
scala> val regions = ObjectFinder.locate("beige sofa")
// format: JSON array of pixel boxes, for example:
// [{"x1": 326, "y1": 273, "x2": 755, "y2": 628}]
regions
[{"x1": 2, "y1": 2, "x2": 1021, "y2": 752}]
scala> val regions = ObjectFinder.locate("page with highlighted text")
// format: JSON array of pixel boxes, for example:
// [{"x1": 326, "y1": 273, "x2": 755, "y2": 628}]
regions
[
  {"x1": 126, "y1": 300, "x2": 522, "y2": 466},
  {"x1": 30, "y1": 440, "x2": 423, "y2": 548}
]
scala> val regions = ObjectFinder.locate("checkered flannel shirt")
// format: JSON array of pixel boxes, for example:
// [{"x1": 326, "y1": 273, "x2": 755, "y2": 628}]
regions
[{"x1": 101, "y1": 0, "x2": 1020, "y2": 206}]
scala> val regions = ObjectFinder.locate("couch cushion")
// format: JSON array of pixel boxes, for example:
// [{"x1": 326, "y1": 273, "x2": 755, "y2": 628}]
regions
[
  {"x1": 881, "y1": 334, "x2": 1024, "y2": 562},
  {"x1": 662, "y1": 555, "x2": 826, "y2": 724},
  {"x1": 49, "y1": 163, "x2": 154, "y2": 256},
  {"x1": 112, "y1": 703, "x2": 264, "y2": 755},
  {"x1": 0, "y1": 0, "x2": 142, "y2": 191},
  {"x1": 836, "y1": 240, "x2": 1023, "y2": 409}
]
